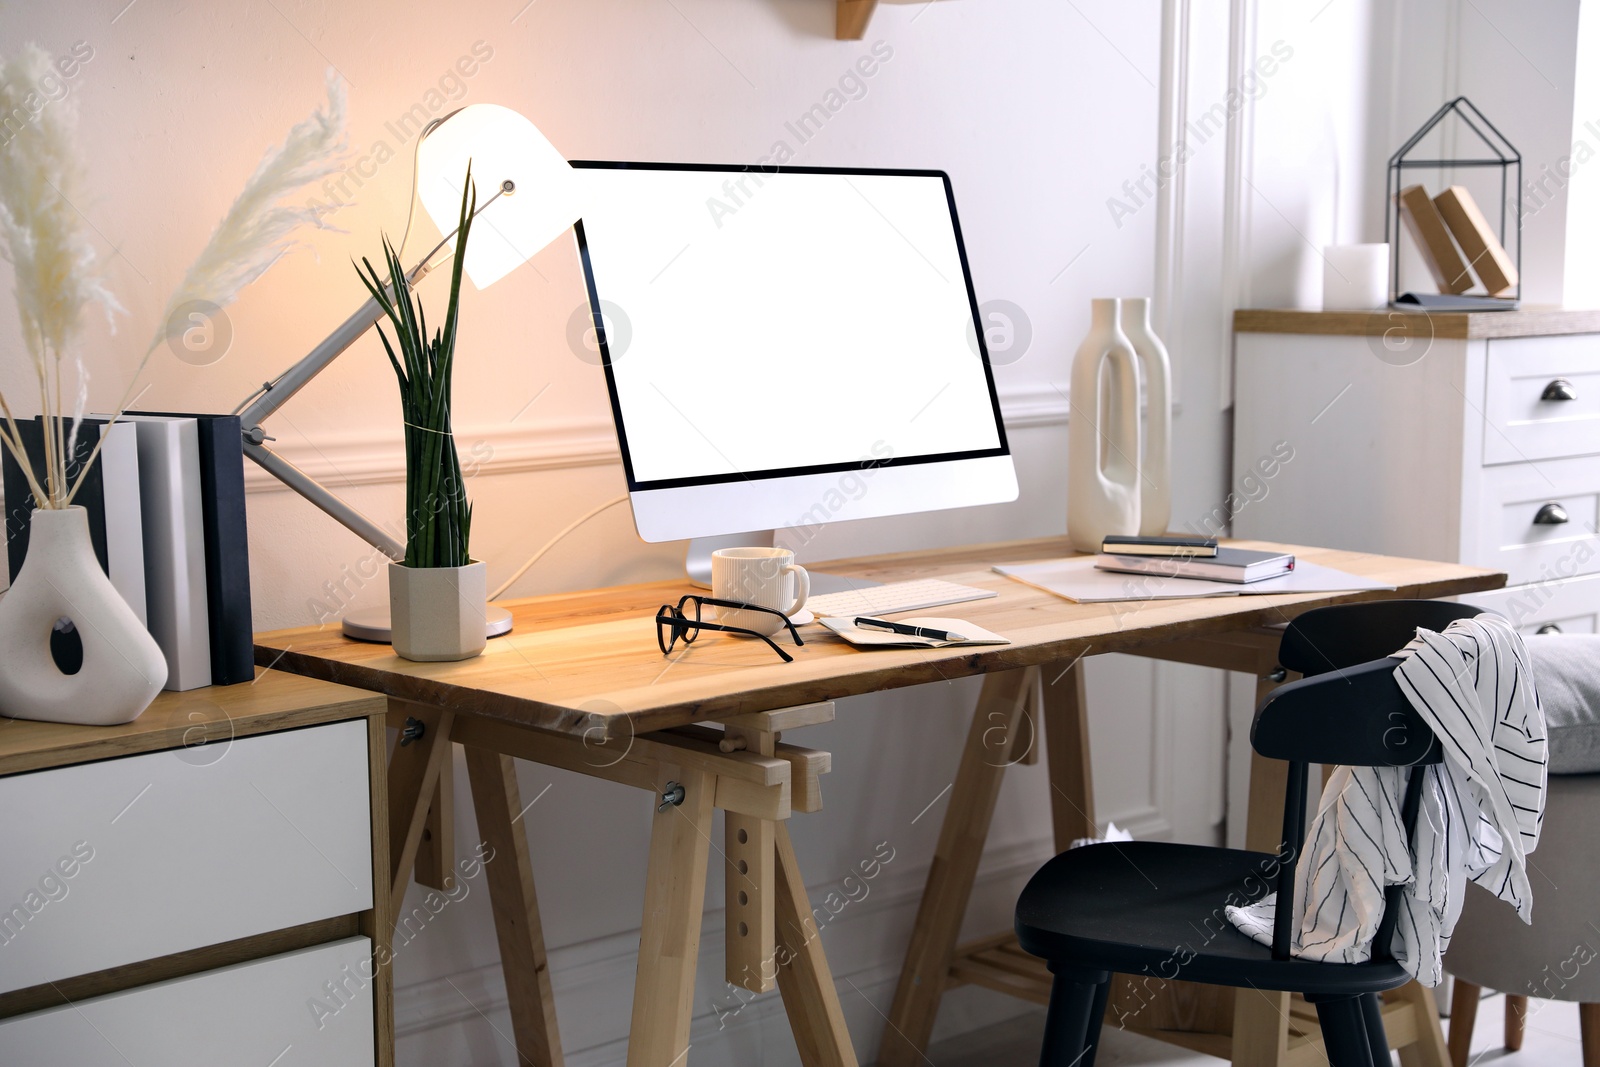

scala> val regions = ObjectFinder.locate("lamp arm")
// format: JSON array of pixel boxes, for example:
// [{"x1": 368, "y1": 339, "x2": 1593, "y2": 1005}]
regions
[
  {"x1": 237, "y1": 180, "x2": 509, "y2": 433},
  {"x1": 243, "y1": 439, "x2": 407, "y2": 560}
]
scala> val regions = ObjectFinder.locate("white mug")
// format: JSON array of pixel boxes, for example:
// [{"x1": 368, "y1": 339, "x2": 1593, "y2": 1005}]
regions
[{"x1": 711, "y1": 547, "x2": 810, "y2": 636}]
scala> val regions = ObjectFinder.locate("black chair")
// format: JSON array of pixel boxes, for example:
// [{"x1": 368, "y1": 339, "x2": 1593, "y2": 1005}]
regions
[{"x1": 1015, "y1": 599, "x2": 1484, "y2": 1067}]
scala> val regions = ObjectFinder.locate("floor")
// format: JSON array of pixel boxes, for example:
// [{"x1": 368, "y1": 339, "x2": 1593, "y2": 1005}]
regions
[{"x1": 922, "y1": 992, "x2": 1588, "y2": 1065}]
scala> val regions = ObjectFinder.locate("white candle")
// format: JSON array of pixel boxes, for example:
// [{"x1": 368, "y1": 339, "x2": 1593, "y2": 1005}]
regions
[{"x1": 1321, "y1": 243, "x2": 1390, "y2": 310}]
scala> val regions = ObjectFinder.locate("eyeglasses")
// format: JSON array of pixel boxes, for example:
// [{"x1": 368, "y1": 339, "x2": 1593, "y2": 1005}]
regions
[{"x1": 655, "y1": 595, "x2": 805, "y2": 663}]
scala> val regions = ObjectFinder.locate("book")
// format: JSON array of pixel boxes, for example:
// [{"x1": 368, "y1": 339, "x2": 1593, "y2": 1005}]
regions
[
  {"x1": 1398, "y1": 184, "x2": 1474, "y2": 294},
  {"x1": 1433, "y1": 185, "x2": 1518, "y2": 297},
  {"x1": 1095, "y1": 547, "x2": 1295, "y2": 584},
  {"x1": 119, "y1": 415, "x2": 213, "y2": 691},
  {"x1": 135, "y1": 411, "x2": 254, "y2": 685},
  {"x1": 817, "y1": 616, "x2": 1009, "y2": 649},
  {"x1": 3, "y1": 416, "x2": 147, "y2": 623},
  {"x1": 1101, "y1": 534, "x2": 1218, "y2": 558}
]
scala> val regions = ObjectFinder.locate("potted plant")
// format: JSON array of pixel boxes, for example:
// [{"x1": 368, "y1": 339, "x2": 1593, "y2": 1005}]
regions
[{"x1": 356, "y1": 167, "x2": 485, "y2": 662}]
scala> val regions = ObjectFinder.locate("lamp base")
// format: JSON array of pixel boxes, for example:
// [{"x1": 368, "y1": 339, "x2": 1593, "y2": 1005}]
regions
[{"x1": 341, "y1": 605, "x2": 514, "y2": 644}]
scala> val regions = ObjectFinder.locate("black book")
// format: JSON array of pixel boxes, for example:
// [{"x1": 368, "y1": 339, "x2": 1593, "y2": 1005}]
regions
[
  {"x1": 1101, "y1": 533, "x2": 1219, "y2": 558},
  {"x1": 134, "y1": 411, "x2": 255, "y2": 685}
]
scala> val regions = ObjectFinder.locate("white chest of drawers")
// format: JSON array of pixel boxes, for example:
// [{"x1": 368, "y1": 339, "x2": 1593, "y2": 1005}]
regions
[
  {"x1": 1232, "y1": 308, "x2": 1600, "y2": 633},
  {"x1": 0, "y1": 673, "x2": 390, "y2": 1066}
]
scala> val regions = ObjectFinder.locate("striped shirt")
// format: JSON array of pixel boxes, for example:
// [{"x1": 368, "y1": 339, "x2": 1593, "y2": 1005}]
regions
[{"x1": 1226, "y1": 614, "x2": 1547, "y2": 984}]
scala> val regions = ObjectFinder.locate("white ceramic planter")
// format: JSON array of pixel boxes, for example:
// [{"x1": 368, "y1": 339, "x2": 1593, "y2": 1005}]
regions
[
  {"x1": 388, "y1": 561, "x2": 487, "y2": 662},
  {"x1": 0, "y1": 507, "x2": 167, "y2": 724}
]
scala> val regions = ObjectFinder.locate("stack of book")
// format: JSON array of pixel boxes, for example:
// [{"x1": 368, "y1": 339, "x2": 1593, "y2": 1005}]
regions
[
  {"x1": 1095, "y1": 534, "x2": 1295, "y2": 584},
  {"x1": 1397, "y1": 183, "x2": 1518, "y2": 302},
  {"x1": 3, "y1": 413, "x2": 255, "y2": 690}
]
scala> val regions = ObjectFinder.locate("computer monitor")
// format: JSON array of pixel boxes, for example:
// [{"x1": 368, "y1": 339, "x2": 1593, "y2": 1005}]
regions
[{"x1": 572, "y1": 161, "x2": 1018, "y2": 557}]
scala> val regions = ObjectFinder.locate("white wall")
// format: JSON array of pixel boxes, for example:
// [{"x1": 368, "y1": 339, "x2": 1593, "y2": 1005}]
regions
[{"x1": 0, "y1": 2, "x2": 1245, "y2": 1065}]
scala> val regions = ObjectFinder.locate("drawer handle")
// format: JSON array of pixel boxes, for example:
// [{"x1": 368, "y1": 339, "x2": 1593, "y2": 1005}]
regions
[
  {"x1": 1534, "y1": 502, "x2": 1570, "y2": 525},
  {"x1": 1536, "y1": 624, "x2": 1564, "y2": 634},
  {"x1": 1541, "y1": 378, "x2": 1578, "y2": 401}
]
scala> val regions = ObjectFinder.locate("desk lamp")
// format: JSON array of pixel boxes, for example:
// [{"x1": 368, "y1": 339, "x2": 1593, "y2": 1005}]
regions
[{"x1": 235, "y1": 104, "x2": 583, "y2": 641}]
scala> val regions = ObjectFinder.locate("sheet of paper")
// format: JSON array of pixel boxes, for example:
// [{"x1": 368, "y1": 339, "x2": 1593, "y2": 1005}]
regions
[{"x1": 993, "y1": 557, "x2": 1395, "y2": 603}]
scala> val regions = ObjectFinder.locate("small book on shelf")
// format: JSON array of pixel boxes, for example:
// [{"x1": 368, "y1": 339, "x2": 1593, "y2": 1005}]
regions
[
  {"x1": 1096, "y1": 547, "x2": 1295, "y2": 584},
  {"x1": 1398, "y1": 184, "x2": 1474, "y2": 294},
  {"x1": 1433, "y1": 185, "x2": 1518, "y2": 297}
]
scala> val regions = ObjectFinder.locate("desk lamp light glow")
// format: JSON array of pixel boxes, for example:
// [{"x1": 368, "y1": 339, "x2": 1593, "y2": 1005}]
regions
[{"x1": 236, "y1": 104, "x2": 583, "y2": 641}]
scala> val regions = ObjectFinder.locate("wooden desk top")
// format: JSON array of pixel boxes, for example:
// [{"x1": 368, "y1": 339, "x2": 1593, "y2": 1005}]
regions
[
  {"x1": 1233, "y1": 306, "x2": 1600, "y2": 339},
  {"x1": 253, "y1": 537, "x2": 1503, "y2": 740},
  {"x1": 0, "y1": 670, "x2": 385, "y2": 776}
]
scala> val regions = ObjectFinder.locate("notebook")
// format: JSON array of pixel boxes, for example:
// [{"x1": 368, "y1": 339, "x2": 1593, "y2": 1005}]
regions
[{"x1": 1096, "y1": 547, "x2": 1294, "y2": 584}]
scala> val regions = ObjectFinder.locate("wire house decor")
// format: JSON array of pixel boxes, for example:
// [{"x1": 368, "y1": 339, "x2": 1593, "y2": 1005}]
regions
[{"x1": 1385, "y1": 96, "x2": 1521, "y2": 309}]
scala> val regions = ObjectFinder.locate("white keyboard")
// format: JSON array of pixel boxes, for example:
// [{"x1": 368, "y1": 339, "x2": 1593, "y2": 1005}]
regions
[{"x1": 804, "y1": 578, "x2": 996, "y2": 619}]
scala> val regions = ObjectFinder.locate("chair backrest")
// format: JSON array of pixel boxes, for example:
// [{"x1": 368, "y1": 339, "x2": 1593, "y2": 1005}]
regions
[
  {"x1": 1250, "y1": 600, "x2": 1488, "y2": 961},
  {"x1": 1277, "y1": 599, "x2": 1485, "y2": 678}
]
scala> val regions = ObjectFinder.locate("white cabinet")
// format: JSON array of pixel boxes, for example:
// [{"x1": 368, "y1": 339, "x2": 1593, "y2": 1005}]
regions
[
  {"x1": 1233, "y1": 310, "x2": 1600, "y2": 634},
  {"x1": 0, "y1": 681, "x2": 383, "y2": 1064},
  {"x1": 0, "y1": 937, "x2": 374, "y2": 1066},
  {"x1": 0, "y1": 719, "x2": 373, "y2": 995}
]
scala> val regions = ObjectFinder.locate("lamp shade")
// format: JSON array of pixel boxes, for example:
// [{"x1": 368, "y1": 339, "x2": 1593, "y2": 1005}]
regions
[{"x1": 416, "y1": 104, "x2": 582, "y2": 289}]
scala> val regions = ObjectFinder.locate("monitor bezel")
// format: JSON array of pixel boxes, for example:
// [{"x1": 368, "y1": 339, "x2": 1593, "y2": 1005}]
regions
[{"x1": 570, "y1": 160, "x2": 1012, "y2": 493}]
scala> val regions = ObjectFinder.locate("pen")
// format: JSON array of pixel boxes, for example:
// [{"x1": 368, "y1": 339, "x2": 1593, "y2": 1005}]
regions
[{"x1": 854, "y1": 617, "x2": 966, "y2": 642}]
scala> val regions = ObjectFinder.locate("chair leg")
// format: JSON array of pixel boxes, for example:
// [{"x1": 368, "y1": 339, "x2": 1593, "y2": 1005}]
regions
[
  {"x1": 1581, "y1": 1003, "x2": 1600, "y2": 1067},
  {"x1": 1446, "y1": 980, "x2": 1480, "y2": 1067},
  {"x1": 1311, "y1": 995, "x2": 1376, "y2": 1067},
  {"x1": 1504, "y1": 993, "x2": 1526, "y2": 1051},
  {"x1": 1081, "y1": 978, "x2": 1110, "y2": 1067},
  {"x1": 1039, "y1": 970, "x2": 1107, "y2": 1067},
  {"x1": 1359, "y1": 992, "x2": 1389, "y2": 1065}
]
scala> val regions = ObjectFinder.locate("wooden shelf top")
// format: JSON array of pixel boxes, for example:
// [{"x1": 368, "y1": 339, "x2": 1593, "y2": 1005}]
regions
[
  {"x1": 254, "y1": 537, "x2": 1503, "y2": 741},
  {"x1": 1233, "y1": 306, "x2": 1600, "y2": 339},
  {"x1": 0, "y1": 670, "x2": 384, "y2": 776}
]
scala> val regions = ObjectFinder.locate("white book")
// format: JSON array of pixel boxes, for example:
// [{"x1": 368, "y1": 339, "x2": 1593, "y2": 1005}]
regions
[
  {"x1": 95, "y1": 421, "x2": 148, "y2": 625},
  {"x1": 119, "y1": 415, "x2": 212, "y2": 691}
]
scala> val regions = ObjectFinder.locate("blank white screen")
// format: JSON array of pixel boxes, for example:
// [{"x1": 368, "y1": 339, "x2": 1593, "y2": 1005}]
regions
[{"x1": 576, "y1": 167, "x2": 1005, "y2": 486}]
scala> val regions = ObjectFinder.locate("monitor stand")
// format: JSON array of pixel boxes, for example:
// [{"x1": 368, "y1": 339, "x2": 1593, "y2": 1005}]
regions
[{"x1": 684, "y1": 531, "x2": 880, "y2": 595}]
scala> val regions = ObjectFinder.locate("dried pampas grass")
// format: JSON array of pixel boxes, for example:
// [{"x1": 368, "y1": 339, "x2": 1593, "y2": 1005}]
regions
[
  {"x1": 0, "y1": 44, "x2": 119, "y2": 507},
  {"x1": 142, "y1": 70, "x2": 350, "y2": 375},
  {"x1": 67, "y1": 69, "x2": 351, "y2": 504},
  {"x1": 0, "y1": 53, "x2": 350, "y2": 508}
]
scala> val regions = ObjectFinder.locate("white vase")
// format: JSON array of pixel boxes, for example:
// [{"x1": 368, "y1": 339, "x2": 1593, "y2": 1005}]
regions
[
  {"x1": 0, "y1": 507, "x2": 167, "y2": 725},
  {"x1": 389, "y1": 561, "x2": 487, "y2": 662},
  {"x1": 1120, "y1": 297, "x2": 1173, "y2": 536},
  {"x1": 1067, "y1": 298, "x2": 1142, "y2": 552}
]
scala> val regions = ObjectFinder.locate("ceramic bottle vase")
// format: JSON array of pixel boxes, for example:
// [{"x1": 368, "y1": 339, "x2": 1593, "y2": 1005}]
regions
[
  {"x1": 0, "y1": 507, "x2": 167, "y2": 724},
  {"x1": 1120, "y1": 297, "x2": 1173, "y2": 536},
  {"x1": 1067, "y1": 298, "x2": 1143, "y2": 551}
]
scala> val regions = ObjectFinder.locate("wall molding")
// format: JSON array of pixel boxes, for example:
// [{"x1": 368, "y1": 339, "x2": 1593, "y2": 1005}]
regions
[{"x1": 243, "y1": 384, "x2": 1072, "y2": 496}]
